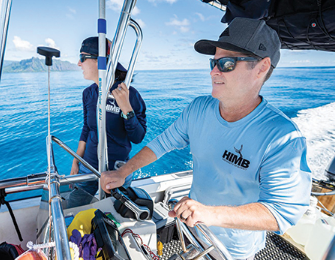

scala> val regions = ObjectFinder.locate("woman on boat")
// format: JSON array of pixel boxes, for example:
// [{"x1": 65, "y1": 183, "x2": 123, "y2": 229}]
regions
[{"x1": 67, "y1": 36, "x2": 147, "y2": 207}]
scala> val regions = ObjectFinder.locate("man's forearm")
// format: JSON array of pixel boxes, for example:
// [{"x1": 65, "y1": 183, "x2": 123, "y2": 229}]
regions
[
  {"x1": 101, "y1": 146, "x2": 158, "y2": 191},
  {"x1": 120, "y1": 146, "x2": 157, "y2": 177},
  {"x1": 210, "y1": 202, "x2": 279, "y2": 231}
]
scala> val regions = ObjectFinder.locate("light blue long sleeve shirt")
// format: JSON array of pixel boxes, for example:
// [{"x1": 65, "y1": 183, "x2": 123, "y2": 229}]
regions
[{"x1": 147, "y1": 96, "x2": 312, "y2": 259}]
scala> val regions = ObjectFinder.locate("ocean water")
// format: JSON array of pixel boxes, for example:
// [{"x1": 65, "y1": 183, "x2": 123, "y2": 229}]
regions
[{"x1": 1, "y1": 67, "x2": 335, "y2": 189}]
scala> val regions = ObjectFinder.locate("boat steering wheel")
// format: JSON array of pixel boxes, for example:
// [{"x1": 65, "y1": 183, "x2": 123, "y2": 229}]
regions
[{"x1": 168, "y1": 200, "x2": 234, "y2": 260}]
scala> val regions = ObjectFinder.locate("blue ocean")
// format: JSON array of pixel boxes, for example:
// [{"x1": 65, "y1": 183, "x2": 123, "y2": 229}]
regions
[{"x1": 1, "y1": 67, "x2": 335, "y2": 194}]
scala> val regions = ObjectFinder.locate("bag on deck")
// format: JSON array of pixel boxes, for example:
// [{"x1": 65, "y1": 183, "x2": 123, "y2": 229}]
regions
[{"x1": 0, "y1": 242, "x2": 24, "y2": 260}]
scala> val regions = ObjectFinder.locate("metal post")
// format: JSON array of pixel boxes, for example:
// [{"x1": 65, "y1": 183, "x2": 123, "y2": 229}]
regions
[
  {"x1": 49, "y1": 174, "x2": 71, "y2": 260},
  {"x1": 45, "y1": 136, "x2": 71, "y2": 259},
  {"x1": 0, "y1": 0, "x2": 12, "y2": 81},
  {"x1": 98, "y1": 0, "x2": 137, "y2": 194},
  {"x1": 97, "y1": 0, "x2": 107, "y2": 200},
  {"x1": 44, "y1": 54, "x2": 71, "y2": 259}
]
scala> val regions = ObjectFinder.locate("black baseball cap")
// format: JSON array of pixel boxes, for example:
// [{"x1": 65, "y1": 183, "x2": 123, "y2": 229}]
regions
[
  {"x1": 194, "y1": 17, "x2": 281, "y2": 68},
  {"x1": 80, "y1": 36, "x2": 127, "y2": 72}
]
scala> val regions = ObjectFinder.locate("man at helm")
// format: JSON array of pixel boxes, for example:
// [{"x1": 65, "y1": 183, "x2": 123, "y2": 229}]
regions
[{"x1": 101, "y1": 17, "x2": 311, "y2": 259}]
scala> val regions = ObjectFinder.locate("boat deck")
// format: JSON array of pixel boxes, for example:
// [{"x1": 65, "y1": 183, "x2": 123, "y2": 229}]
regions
[{"x1": 160, "y1": 232, "x2": 308, "y2": 260}]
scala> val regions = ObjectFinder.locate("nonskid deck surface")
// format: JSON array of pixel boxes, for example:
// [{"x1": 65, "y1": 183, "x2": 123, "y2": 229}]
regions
[
  {"x1": 255, "y1": 233, "x2": 308, "y2": 260},
  {"x1": 160, "y1": 232, "x2": 308, "y2": 260},
  {"x1": 160, "y1": 240, "x2": 182, "y2": 260}
]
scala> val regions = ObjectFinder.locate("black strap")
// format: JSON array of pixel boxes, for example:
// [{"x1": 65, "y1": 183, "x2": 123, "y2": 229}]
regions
[{"x1": 0, "y1": 189, "x2": 23, "y2": 241}]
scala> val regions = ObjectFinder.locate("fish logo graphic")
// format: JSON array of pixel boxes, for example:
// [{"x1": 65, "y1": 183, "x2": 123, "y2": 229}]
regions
[{"x1": 234, "y1": 145, "x2": 243, "y2": 158}]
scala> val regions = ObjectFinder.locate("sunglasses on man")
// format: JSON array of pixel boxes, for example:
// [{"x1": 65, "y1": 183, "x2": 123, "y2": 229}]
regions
[
  {"x1": 210, "y1": 57, "x2": 260, "y2": 72},
  {"x1": 79, "y1": 54, "x2": 98, "y2": 63}
]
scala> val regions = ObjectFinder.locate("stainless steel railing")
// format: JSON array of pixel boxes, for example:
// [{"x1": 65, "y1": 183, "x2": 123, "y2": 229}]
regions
[
  {"x1": 98, "y1": 0, "x2": 142, "y2": 189},
  {"x1": 0, "y1": 0, "x2": 12, "y2": 81}
]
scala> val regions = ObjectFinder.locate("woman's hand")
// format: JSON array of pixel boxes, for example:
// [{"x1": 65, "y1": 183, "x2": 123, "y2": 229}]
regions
[
  {"x1": 70, "y1": 161, "x2": 79, "y2": 175},
  {"x1": 112, "y1": 82, "x2": 133, "y2": 114}
]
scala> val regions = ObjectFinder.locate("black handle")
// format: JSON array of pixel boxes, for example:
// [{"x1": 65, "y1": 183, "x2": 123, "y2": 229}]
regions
[{"x1": 37, "y1": 47, "x2": 60, "y2": 66}]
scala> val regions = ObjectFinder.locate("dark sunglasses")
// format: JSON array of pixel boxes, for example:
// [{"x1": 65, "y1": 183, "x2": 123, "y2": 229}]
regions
[
  {"x1": 79, "y1": 54, "x2": 98, "y2": 63},
  {"x1": 210, "y1": 57, "x2": 260, "y2": 72}
]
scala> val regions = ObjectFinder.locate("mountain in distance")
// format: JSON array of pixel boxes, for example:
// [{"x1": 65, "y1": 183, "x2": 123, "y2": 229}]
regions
[{"x1": 2, "y1": 57, "x2": 79, "y2": 73}]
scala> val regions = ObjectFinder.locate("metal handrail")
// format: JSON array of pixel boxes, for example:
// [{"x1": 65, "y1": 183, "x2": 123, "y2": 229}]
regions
[
  {"x1": 0, "y1": 173, "x2": 47, "y2": 189},
  {"x1": 107, "y1": 17, "x2": 142, "y2": 99},
  {"x1": 46, "y1": 135, "x2": 71, "y2": 260},
  {"x1": 123, "y1": 18, "x2": 142, "y2": 89},
  {"x1": 312, "y1": 190, "x2": 335, "y2": 196},
  {"x1": 169, "y1": 200, "x2": 234, "y2": 260},
  {"x1": 98, "y1": 0, "x2": 139, "y2": 184},
  {"x1": 52, "y1": 136, "x2": 101, "y2": 178},
  {"x1": 49, "y1": 174, "x2": 71, "y2": 260},
  {"x1": 0, "y1": 135, "x2": 99, "y2": 196},
  {"x1": 2, "y1": 173, "x2": 98, "y2": 195},
  {"x1": 0, "y1": 0, "x2": 12, "y2": 80},
  {"x1": 106, "y1": 0, "x2": 137, "y2": 92}
]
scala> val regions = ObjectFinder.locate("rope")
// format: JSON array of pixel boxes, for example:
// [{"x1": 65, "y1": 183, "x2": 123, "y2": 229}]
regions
[
  {"x1": 0, "y1": 189, "x2": 23, "y2": 241},
  {"x1": 27, "y1": 241, "x2": 79, "y2": 260},
  {"x1": 121, "y1": 228, "x2": 159, "y2": 260}
]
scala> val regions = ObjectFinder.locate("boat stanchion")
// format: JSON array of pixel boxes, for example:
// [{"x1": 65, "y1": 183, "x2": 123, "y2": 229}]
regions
[{"x1": 37, "y1": 47, "x2": 72, "y2": 260}]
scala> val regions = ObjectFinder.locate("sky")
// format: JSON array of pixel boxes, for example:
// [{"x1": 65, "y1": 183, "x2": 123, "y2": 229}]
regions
[{"x1": 3, "y1": 0, "x2": 335, "y2": 70}]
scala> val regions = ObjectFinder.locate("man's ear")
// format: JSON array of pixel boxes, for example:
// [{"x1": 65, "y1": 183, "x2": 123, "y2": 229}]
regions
[{"x1": 257, "y1": 57, "x2": 271, "y2": 79}]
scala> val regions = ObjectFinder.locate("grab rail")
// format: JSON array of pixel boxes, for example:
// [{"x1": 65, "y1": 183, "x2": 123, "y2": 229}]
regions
[
  {"x1": 0, "y1": 0, "x2": 12, "y2": 80},
  {"x1": 2, "y1": 173, "x2": 98, "y2": 195},
  {"x1": 46, "y1": 136, "x2": 71, "y2": 260},
  {"x1": 98, "y1": 0, "x2": 141, "y2": 191},
  {"x1": 52, "y1": 136, "x2": 101, "y2": 178}
]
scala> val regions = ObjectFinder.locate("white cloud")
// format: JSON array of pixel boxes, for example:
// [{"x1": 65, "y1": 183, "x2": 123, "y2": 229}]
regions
[
  {"x1": 45, "y1": 38, "x2": 57, "y2": 49},
  {"x1": 148, "y1": 0, "x2": 177, "y2": 3},
  {"x1": 68, "y1": 7, "x2": 76, "y2": 14},
  {"x1": 180, "y1": 26, "x2": 189, "y2": 33},
  {"x1": 166, "y1": 17, "x2": 189, "y2": 27},
  {"x1": 136, "y1": 19, "x2": 146, "y2": 28},
  {"x1": 166, "y1": 16, "x2": 190, "y2": 32},
  {"x1": 13, "y1": 36, "x2": 34, "y2": 51},
  {"x1": 289, "y1": 60, "x2": 311, "y2": 64},
  {"x1": 66, "y1": 7, "x2": 76, "y2": 19},
  {"x1": 107, "y1": 0, "x2": 140, "y2": 15},
  {"x1": 195, "y1": 12, "x2": 205, "y2": 21}
]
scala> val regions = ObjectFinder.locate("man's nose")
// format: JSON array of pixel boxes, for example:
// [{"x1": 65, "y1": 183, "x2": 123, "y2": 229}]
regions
[{"x1": 210, "y1": 64, "x2": 221, "y2": 76}]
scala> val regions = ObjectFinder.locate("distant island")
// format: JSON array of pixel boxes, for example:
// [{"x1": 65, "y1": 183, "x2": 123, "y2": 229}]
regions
[{"x1": 2, "y1": 57, "x2": 79, "y2": 73}]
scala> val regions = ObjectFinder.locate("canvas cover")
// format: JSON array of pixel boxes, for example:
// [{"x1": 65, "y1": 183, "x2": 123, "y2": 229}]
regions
[{"x1": 220, "y1": 0, "x2": 335, "y2": 52}]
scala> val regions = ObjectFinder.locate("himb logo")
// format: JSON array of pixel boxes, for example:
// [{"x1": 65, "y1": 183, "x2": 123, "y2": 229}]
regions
[
  {"x1": 222, "y1": 144, "x2": 250, "y2": 169},
  {"x1": 106, "y1": 99, "x2": 120, "y2": 114}
]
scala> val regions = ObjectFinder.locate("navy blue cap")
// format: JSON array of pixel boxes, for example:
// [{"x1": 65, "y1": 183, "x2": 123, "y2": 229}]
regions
[
  {"x1": 116, "y1": 62, "x2": 127, "y2": 72},
  {"x1": 80, "y1": 37, "x2": 104, "y2": 56},
  {"x1": 80, "y1": 36, "x2": 127, "y2": 72}
]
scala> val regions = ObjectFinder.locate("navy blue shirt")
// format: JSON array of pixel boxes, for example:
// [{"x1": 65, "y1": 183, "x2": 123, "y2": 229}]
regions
[{"x1": 79, "y1": 82, "x2": 146, "y2": 170}]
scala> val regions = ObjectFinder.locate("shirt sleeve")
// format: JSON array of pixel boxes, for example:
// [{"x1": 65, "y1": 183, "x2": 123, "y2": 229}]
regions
[
  {"x1": 258, "y1": 135, "x2": 312, "y2": 234},
  {"x1": 79, "y1": 89, "x2": 89, "y2": 142},
  {"x1": 123, "y1": 89, "x2": 147, "y2": 144},
  {"x1": 147, "y1": 101, "x2": 192, "y2": 159}
]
